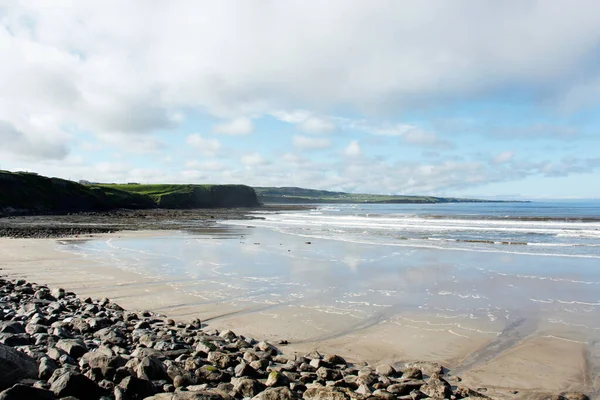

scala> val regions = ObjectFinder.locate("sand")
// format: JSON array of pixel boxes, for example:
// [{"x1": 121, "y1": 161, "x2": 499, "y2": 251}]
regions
[{"x1": 0, "y1": 231, "x2": 595, "y2": 399}]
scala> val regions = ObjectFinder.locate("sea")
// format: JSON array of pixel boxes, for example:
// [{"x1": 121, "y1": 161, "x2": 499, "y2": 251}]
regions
[{"x1": 62, "y1": 200, "x2": 600, "y2": 344}]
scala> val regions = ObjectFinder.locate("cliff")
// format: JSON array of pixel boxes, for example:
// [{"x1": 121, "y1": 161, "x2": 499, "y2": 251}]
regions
[{"x1": 0, "y1": 171, "x2": 259, "y2": 216}]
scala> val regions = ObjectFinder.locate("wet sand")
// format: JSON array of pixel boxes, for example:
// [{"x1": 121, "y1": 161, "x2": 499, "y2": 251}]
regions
[{"x1": 0, "y1": 230, "x2": 596, "y2": 399}]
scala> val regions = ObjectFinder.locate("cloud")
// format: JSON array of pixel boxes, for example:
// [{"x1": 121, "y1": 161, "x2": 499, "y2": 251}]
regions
[
  {"x1": 241, "y1": 153, "x2": 267, "y2": 167},
  {"x1": 185, "y1": 134, "x2": 222, "y2": 156},
  {"x1": 344, "y1": 140, "x2": 362, "y2": 157},
  {"x1": 0, "y1": 120, "x2": 69, "y2": 159},
  {"x1": 185, "y1": 160, "x2": 224, "y2": 171},
  {"x1": 492, "y1": 151, "x2": 515, "y2": 164},
  {"x1": 293, "y1": 135, "x2": 332, "y2": 150},
  {"x1": 271, "y1": 110, "x2": 335, "y2": 134},
  {"x1": 298, "y1": 117, "x2": 335, "y2": 134},
  {"x1": 212, "y1": 117, "x2": 254, "y2": 135}
]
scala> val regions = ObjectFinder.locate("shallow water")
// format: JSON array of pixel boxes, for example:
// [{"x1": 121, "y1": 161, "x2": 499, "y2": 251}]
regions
[{"x1": 59, "y1": 201, "x2": 600, "y2": 345}]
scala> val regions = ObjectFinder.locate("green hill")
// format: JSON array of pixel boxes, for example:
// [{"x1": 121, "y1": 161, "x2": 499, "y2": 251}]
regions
[
  {"x1": 0, "y1": 171, "x2": 259, "y2": 216},
  {"x1": 254, "y1": 187, "x2": 506, "y2": 204}
]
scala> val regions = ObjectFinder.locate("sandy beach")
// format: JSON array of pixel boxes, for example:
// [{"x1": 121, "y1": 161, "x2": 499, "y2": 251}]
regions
[{"x1": 0, "y1": 229, "x2": 596, "y2": 399}]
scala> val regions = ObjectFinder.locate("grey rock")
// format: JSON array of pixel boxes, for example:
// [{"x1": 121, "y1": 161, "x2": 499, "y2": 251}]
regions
[
  {"x1": 208, "y1": 351, "x2": 232, "y2": 369},
  {"x1": 0, "y1": 322, "x2": 24, "y2": 334},
  {"x1": 252, "y1": 386, "x2": 297, "y2": 400},
  {"x1": 117, "y1": 375, "x2": 156, "y2": 399},
  {"x1": 302, "y1": 386, "x2": 348, "y2": 400},
  {"x1": 136, "y1": 356, "x2": 168, "y2": 381},
  {"x1": 56, "y1": 339, "x2": 88, "y2": 359},
  {"x1": 50, "y1": 370, "x2": 102, "y2": 399},
  {"x1": 0, "y1": 343, "x2": 39, "y2": 390},
  {"x1": 0, "y1": 384, "x2": 54, "y2": 400},
  {"x1": 419, "y1": 374, "x2": 451, "y2": 399},
  {"x1": 232, "y1": 378, "x2": 266, "y2": 398}
]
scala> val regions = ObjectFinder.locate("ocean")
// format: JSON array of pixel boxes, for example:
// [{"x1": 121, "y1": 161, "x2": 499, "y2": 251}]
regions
[{"x1": 61, "y1": 200, "x2": 600, "y2": 344}]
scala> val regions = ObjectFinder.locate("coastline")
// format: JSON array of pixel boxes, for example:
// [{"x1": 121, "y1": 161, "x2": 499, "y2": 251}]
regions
[{"x1": 0, "y1": 229, "x2": 595, "y2": 399}]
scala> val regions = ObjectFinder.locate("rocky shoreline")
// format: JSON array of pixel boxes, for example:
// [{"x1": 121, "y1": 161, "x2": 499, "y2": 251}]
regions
[
  {"x1": 0, "y1": 277, "x2": 591, "y2": 400},
  {"x1": 0, "y1": 206, "x2": 310, "y2": 239}
]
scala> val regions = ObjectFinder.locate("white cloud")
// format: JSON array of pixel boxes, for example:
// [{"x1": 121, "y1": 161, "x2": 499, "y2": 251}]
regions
[
  {"x1": 185, "y1": 134, "x2": 222, "y2": 156},
  {"x1": 492, "y1": 151, "x2": 515, "y2": 164},
  {"x1": 212, "y1": 117, "x2": 254, "y2": 135},
  {"x1": 271, "y1": 111, "x2": 335, "y2": 134},
  {"x1": 185, "y1": 160, "x2": 224, "y2": 171},
  {"x1": 0, "y1": 2, "x2": 598, "y2": 154},
  {"x1": 298, "y1": 117, "x2": 335, "y2": 134},
  {"x1": 293, "y1": 135, "x2": 332, "y2": 150},
  {"x1": 241, "y1": 153, "x2": 267, "y2": 167},
  {"x1": 344, "y1": 140, "x2": 362, "y2": 157}
]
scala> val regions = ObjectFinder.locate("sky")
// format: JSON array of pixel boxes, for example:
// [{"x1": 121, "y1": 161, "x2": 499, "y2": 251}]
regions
[{"x1": 1, "y1": 1, "x2": 600, "y2": 199}]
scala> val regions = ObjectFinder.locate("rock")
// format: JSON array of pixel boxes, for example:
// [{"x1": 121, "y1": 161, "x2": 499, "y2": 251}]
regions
[
  {"x1": 197, "y1": 365, "x2": 228, "y2": 383},
  {"x1": 93, "y1": 327, "x2": 127, "y2": 346},
  {"x1": 234, "y1": 362, "x2": 257, "y2": 378},
  {"x1": 401, "y1": 367, "x2": 422, "y2": 380},
  {"x1": 372, "y1": 389, "x2": 396, "y2": 399},
  {"x1": 50, "y1": 370, "x2": 102, "y2": 399},
  {"x1": 323, "y1": 354, "x2": 346, "y2": 366},
  {"x1": 316, "y1": 367, "x2": 342, "y2": 381},
  {"x1": 56, "y1": 338, "x2": 88, "y2": 359},
  {"x1": 0, "y1": 333, "x2": 31, "y2": 346},
  {"x1": 0, "y1": 384, "x2": 54, "y2": 400},
  {"x1": 145, "y1": 391, "x2": 225, "y2": 399},
  {"x1": 252, "y1": 386, "x2": 297, "y2": 400},
  {"x1": 0, "y1": 343, "x2": 39, "y2": 390},
  {"x1": 455, "y1": 386, "x2": 491, "y2": 399},
  {"x1": 266, "y1": 370, "x2": 289, "y2": 387},
  {"x1": 387, "y1": 381, "x2": 423, "y2": 396},
  {"x1": 419, "y1": 374, "x2": 451, "y2": 399},
  {"x1": 560, "y1": 393, "x2": 590, "y2": 400},
  {"x1": 39, "y1": 357, "x2": 59, "y2": 380},
  {"x1": 117, "y1": 375, "x2": 156, "y2": 399},
  {"x1": 303, "y1": 387, "x2": 349, "y2": 400},
  {"x1": 375, "y1": 364, "x2": 395, "y2": 377},
  {"x1": 404, "y1": 361, "x2": 443, "y2": 377},
  {"x1": 136, "y1": 356, "x2": 168, "y2": 381},
  {"x1": 232, "y1": 378, "x2": 266, "y2": 398},
  {"x1": 208, "y1": 351, "x2": 232, "y2": 369},
  {"x1": 0, "y1": 322, "x2": 25, "y2": 334},
  {"x1": 219, "y1": 329, "x2": 237, "y2": 341}
]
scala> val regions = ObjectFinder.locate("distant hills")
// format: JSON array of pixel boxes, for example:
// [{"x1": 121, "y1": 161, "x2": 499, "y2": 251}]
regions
[{"x1": 255, "y1": 187, "x2": 516, "y2": 204}]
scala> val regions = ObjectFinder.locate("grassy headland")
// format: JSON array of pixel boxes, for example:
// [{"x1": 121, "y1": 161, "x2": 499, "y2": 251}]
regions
[
  {"x1": 254, "y1": 186, "x2": 515, "y2": 204},
  {"x1": 0, "y1": 171, "x2": 259, "y2": 216}
]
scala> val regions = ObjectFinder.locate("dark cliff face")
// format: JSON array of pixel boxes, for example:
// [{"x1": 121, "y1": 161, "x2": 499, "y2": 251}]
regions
[
  {"x1": 0, "y1": 172, "x2": 260, "y2": 216},
  {"x1": 154, "y1": 185, "x2": 259, "y2": 209},
  {"x1": 0, "y1": 172, "x2": 108, "y2": 215}
]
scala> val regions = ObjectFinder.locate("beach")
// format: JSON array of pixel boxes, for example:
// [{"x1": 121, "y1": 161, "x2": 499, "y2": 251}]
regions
[{"x1": 1, "y1": 209, "x2": 598, "y2": 400}]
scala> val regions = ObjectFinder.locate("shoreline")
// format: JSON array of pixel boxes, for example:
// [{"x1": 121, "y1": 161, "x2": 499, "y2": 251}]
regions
[{"x1": 0, "y1": 229, "x2": 596, "y2": 399}]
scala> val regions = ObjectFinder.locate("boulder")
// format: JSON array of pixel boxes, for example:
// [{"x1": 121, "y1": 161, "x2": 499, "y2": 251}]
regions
[
  {"x1": 303, "y1": 387, "x2": 348, "y2": 400},
  {"x1": 117, "y1": 375, "x2": 156, "y2": 399},
  {"x1": 232, "y1": 378, "x2": 265, "y2": 398},
  {"x1": 252, "y1": 386, "x2": 297, "y2": 400},
  {"x1": 0, "y1": 384, "x2": 54, "y2": 400},
  {"x1": 56, "y1": 339, "x2": 87, "y2": 359},
  {"x1": 0, "y1": 343, "x2": 39, "y2": 390},
  {"x1": 266, "y1": 371, "x2": 289, "y2": 387},
  {"x1": 419, "y1": 374, "x2": 451, "y2": 399},
  {"x1": 50, "y1": 370, "x2": 102, "y2": 399},
  {"x1": 136, "y1": 356, "x2": 168, "y2": 381}
]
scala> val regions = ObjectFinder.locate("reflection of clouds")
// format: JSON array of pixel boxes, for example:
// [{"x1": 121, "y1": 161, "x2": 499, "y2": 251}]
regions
[{"x1": 342, "y1": 255, "x2": 360, "y2": 273}]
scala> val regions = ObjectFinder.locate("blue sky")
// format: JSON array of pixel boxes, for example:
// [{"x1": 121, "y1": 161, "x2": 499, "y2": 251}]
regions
[{"x1": 1, "y1": 1, "x2": 600, "y2": 199}]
